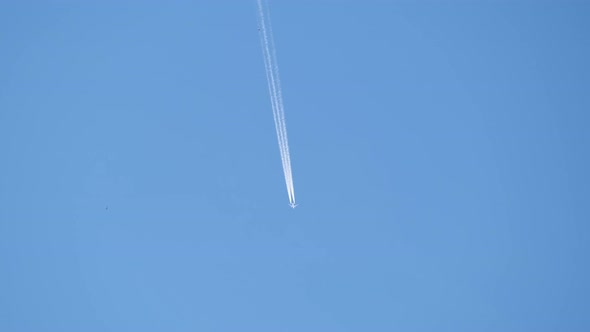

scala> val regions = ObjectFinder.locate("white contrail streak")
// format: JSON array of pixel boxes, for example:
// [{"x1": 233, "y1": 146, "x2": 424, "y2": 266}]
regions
[
  {"x1": 259, "y1": 6, "x2": 291, "y2": 202},
  {"x1": 257, "y1": 0, "x2": 296, "y2": 208},
  {"x1": 258, "y1": 0, "x2": 294, "y2": 204}
]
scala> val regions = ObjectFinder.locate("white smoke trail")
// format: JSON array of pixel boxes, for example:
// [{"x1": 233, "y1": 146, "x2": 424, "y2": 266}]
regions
[
  {"x1": 264, "y1": 0, "x2": 295, "y2": 204},
  {"x1": 258, "y1": 0, "x2": 293, "y2": 204},
  {"x1": 257, "y1": 1, "x2": 289, "y2": 200},
  {"x1": 257, "y1": 0, "x2": 296, "y2": 207},
  {"x1": 268, "y1": 0, "x2": 295, "y2": 204}
]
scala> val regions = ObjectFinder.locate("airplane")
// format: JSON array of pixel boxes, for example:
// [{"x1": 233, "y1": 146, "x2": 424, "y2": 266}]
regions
[{"x1": 289, "y1": 202, "x2": 298, "y2": 209}]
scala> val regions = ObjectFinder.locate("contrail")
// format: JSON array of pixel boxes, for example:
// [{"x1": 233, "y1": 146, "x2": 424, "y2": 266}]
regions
[{"x1": 257, "y1": 0, "x2": 297, "y2": 208}]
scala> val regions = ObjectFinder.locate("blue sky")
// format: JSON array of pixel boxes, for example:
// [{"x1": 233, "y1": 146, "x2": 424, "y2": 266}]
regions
[{"x1": 1, "y1": 1, "x2": 589, "y2": 331}]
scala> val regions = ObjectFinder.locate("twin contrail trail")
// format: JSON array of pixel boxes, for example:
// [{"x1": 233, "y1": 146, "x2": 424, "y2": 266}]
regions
[{"x1": 257, "y1": 0, "x2": 297, "y2": 209}]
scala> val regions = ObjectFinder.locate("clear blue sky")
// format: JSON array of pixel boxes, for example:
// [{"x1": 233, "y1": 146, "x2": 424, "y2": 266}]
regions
[{"x1": 1, "y1": 1, "x2": 589, "y2": 331}]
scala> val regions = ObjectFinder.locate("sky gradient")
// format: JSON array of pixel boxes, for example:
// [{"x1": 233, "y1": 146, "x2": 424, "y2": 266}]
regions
[{"x1": 1, "y1": 1, "x2": 589, "y2": 331}]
